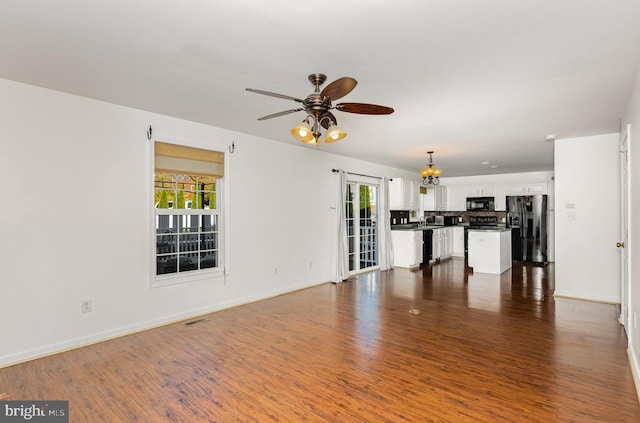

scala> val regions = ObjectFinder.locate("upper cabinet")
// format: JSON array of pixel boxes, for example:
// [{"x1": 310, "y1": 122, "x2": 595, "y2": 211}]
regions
[
  {"x1": 446, "y1": 185, "x2": 466, "y2": 211},
  {"x1": 437, "y1": 173, "x2": 554, "y2": 212},
  {"x1": 423, "y1": 185, "x2": 447, "y2": 211},
  {"x1": 389, "y1": 178, "x2": 420, "y2": 210},
  {"x1": 465, "y1": 185, "x2": 495, "y2": 197},
  {"x1": 494, "y1": 184, "x2": 506, "y2": 211},
  {"x1": 506, "y1": 182, "x2": 548, "y2": 195}
]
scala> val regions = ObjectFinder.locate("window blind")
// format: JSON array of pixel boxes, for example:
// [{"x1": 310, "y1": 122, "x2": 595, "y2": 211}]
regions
[{"x1": 155, "y1": 142, "x2": 224, "y2": 177}]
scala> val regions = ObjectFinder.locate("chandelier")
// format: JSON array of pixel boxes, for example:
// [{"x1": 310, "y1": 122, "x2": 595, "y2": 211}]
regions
[{"x1": 420, "y1": 151, "x2": 442, "y2": 185}]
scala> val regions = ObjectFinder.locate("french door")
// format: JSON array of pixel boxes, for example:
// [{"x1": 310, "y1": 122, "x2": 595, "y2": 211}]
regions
[{"x1": 346, "y1": 179, "x2": 379, "y2": 274}]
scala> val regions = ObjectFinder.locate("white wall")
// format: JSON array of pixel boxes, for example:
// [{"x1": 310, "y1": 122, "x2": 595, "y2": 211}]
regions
[
  {"x1": 554, "y1": 133, "x2": 620, "y2": 303},
  {"x1": 622, "y1": 58, "x2": 640, "y2": 389},
  {"x1": 0, "y1": 78, "x2": 417, "y2": 366}
]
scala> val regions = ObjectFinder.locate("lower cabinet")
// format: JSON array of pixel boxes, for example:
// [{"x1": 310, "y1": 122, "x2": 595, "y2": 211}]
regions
[
  {"x1": 432, "y1": 229, "x2": 442, "y2": 260},
  {"x1": 452, "y1": 227, "x2": 465, "y2": 257},
  {"x1": 432, "y1": 228, "x2": 453, "y2": 260},
  {"x1": 391, "y1": 230, "x2": 423, "y2": 269}
]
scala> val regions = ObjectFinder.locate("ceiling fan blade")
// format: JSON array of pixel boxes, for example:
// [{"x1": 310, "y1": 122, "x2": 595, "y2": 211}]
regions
[
  {"x1": 320, "y1": 112, "x2": 337, "y2": 130},
  {"x1": 257, "y1": 108, "x2": 304, "y2": 120},
  {"x1": 246, "y1": 88, "x2": 304, "y2": 103},
  {"x1": 320, "y1": 77, "x2": 357, "y2": 100},
  {"x1": 336, "y1": 102, "x2": 395, "y2": 115}
]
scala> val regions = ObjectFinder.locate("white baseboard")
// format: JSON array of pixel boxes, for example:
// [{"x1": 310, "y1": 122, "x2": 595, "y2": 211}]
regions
[
  {"x1": 553, "y1": 292, "x2": 619, "y2": 305},
  {"x1": 629, "y1": 348, "x2": 640, "y2": 404}
]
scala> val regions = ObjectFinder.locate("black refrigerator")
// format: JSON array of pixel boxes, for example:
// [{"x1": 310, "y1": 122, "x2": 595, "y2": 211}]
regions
[{"x1": 506, "y1": 195, "x2": 548, "y2": 264}]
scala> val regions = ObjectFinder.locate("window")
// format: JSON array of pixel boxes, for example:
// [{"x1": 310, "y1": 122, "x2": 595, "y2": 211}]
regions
[{"x1": 153, "y1": 142, "x2": 224, "y2": 283}]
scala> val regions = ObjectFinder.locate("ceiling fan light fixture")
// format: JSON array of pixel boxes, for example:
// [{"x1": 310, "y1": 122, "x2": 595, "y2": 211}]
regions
[
  {"x1": 291, "y1": 120, "x2": 314, "y2": 142},
  {"x1": 324, "y1": 124, "x2": 347, "y2": 143}
]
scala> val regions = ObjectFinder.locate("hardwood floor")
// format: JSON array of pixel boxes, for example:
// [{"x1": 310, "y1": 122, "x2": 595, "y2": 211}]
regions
[{"x1": 1, "y1": 259, "x2": 639, "y2": 422}]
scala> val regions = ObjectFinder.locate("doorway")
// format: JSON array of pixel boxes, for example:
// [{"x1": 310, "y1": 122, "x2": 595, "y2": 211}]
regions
[{"x1": 346, "y1": 180, "x2": 379, "y2": 274}]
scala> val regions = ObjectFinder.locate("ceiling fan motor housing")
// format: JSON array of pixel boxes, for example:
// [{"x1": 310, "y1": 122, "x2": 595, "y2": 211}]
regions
[{"x1": 303, "y1": 93, "x2": 332, "y2": 121}]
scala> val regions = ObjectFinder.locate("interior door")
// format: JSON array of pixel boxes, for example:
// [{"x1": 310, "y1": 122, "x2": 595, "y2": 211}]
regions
[
  {"x1": 346, "y1": 180, "x2": 379, "y2": 274},
  {"x1": 619, "y1": 125, "x2": 630, "y2": 329}
]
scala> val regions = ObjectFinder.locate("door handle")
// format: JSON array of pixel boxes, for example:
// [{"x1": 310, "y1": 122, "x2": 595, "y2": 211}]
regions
[{"x1": 616, "y1": 242, "x2": 625, "y2": 248}]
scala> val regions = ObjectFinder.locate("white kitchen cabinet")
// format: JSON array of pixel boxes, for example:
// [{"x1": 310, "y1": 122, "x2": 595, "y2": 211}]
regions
[
  {"x1": 432, "y1": 228, "x2": 442, "y2": 260},
  {"x1": 443, "y1": 227, "x2": 453, "y2": 257},
  {"x1": 446, "y1": 185, "x2": 466, "y2": 211},
  {"x1": 452, "y1": 227, "x2": 465, "y2": 257},
  {"x1": 465, "y1": 185, "x2": 496, "y2": 197},
  {"x1": 391, "y1": 230, "x2": 423, "y2": 269},
  {"x1": 494, "y1": 184, "x2": 506, "y2": 211},
  {"x1": 390, "y1": 178, "x2": 420, "y2": 210},
  {"x1": 506, "y1": 182, "x2": 548, "y2": 195},
  {"x1": 423, "y1": 185, "x2": 447, "y2": 211},
  {"x1": 432, "y1": 227, "x2": 453, "y2": 260}
]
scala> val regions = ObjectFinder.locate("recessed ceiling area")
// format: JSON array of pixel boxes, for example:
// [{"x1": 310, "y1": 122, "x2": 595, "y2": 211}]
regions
[{"x1": 1, "y1": 0, "x2": 639, "y2": 177}]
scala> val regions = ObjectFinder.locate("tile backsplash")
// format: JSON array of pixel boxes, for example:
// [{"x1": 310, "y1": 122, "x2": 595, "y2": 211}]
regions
[
  {"x1": 424, "y1": 210, "x2": 506, "y2": 224},
  {"x1": 390, "y1": 210, "x2": 410, "y2": 225}
]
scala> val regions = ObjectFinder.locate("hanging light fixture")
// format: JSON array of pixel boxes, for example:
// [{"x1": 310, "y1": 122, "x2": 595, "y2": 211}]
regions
[
  {"x1": 324, "y1": 123, "x2": 347, "y2": 143},
  {"x1": 291, "y1": 117, "x2": 314, "y2": 143},
  {"x1": 420, "y1": 151, "x2": 442, "y2": 185},
  {"x1": 291, "y1": 114, "x2": 346, "y2": 145}
]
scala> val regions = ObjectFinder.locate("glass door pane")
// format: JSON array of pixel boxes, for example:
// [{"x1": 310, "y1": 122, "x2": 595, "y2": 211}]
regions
[
  {"x1": 346, "y1": 182, "x2": 378, "y2": 274},
  {"x1": 359, "y1": 185, "x2": 377, "y2": 270},
  {"x1": 347, "y1": 183, "x2": 356, "y2": 272}
]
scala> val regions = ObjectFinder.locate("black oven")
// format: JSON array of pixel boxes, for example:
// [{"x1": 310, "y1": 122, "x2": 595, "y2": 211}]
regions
[{"x1": 466, "y1": 197, "x2": 495, "y2": 211}]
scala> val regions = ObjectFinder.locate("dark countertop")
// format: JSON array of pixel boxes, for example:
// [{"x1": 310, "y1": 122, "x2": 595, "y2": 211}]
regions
[
  {"x1": 391, "y1": 223, "x2": 509, "y2": 231},
  {"x1": 391, "y1": 224, "x2": 438, "y2": 231},
  {"x1": 467, "y1": 227, "x2": 511, "y2": 232},
  {"x1": 391, "y1": 224, "x2": 466, "y2": 231}
]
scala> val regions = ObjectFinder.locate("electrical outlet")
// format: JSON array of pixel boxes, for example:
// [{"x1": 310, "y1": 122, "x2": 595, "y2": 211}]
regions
[{"x1": 82, "y1": 299, "x2": 92, "y2": 313}]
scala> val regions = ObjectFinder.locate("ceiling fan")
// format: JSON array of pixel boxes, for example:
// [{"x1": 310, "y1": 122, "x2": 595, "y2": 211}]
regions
[{"x1": 246, "y1": 73, "x2": 394, "y2": 144}]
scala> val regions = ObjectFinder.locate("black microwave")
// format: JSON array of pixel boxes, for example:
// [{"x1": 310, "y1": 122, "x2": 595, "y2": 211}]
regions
[{"x1": 466, "y1": 197, "x2": 495, "y2": 211}]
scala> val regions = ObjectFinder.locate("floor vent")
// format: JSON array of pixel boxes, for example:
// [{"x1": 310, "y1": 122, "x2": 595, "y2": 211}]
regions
[{"x1": 183, "y1": 318, "x2": 209, "y2": 327}]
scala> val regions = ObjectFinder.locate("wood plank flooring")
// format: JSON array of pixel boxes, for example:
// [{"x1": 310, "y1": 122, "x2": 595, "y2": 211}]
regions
[{"x1": 1, "y1": 259, "x2": 639, "y2": 422}]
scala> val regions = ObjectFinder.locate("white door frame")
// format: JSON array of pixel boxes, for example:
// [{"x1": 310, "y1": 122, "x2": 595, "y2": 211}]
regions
[
  {"x1": 619, "y1": 124, "x2": 631, "y2": 331},
  {"x1": 347, "y1": 175, "x2": 381, "y2": 276}
]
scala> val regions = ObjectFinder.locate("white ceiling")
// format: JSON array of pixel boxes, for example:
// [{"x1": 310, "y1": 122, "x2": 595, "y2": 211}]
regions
[{"x1": 1, "y1": 0, "x2": 639, "y2": 177}]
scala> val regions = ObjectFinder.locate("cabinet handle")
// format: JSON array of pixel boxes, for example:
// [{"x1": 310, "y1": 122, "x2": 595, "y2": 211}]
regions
[{"x1": 616, "y1": 242, "x2": 625, "y2": 248}]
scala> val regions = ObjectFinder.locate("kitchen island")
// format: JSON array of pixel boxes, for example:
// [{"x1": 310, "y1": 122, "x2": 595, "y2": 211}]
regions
[{"x1": 467, "y1": 228, "x2": 512, "y2": 274}]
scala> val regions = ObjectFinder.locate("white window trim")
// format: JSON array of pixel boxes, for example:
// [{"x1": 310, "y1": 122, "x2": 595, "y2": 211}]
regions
[{"x1": 149, "y1": 135, "x2": 229, "y2": 288}]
